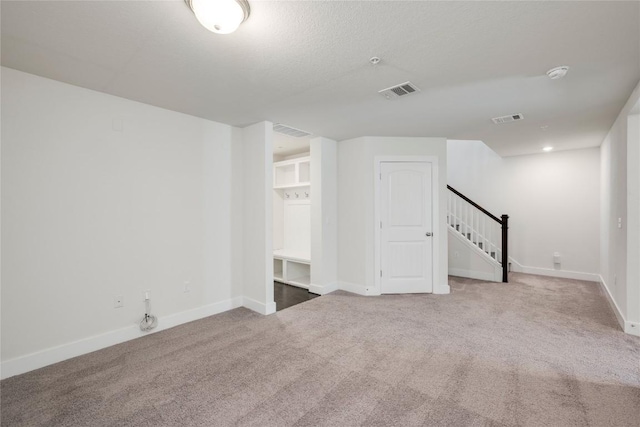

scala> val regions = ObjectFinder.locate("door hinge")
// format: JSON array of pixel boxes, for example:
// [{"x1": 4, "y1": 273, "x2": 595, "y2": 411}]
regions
[
  {"x1": 379, "y1": 172, "x2": 382, "y2": 180},
  {"x1": 380, "y1": 221, "x2": 382, "y2": 229},
  {"x1": 380, "y1": 270, "x2": 382, "y2": 277}
]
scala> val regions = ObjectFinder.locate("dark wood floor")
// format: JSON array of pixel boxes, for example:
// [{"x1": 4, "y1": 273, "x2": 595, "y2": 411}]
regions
[{"x1": 274, "y1": 282, "x2": 319, "y2": 311}]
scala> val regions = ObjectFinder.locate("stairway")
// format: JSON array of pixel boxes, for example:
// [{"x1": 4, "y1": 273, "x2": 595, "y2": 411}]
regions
[
  {"x1": 447, "y1": 185, "x2": 509, "y2": 282},
  {"x1": 449, "y1": 222, "x2": 499, "y2": 262}
]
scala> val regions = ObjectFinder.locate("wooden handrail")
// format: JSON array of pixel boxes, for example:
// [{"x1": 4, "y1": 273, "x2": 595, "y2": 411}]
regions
[{"x1": 447, "y1": 185, "x2": 502, "y2": 224}]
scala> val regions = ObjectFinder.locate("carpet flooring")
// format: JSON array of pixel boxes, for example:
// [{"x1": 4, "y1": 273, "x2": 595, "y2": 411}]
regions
[{"x1": 1, "y1": 273, "x2": 639, "y2": 426}]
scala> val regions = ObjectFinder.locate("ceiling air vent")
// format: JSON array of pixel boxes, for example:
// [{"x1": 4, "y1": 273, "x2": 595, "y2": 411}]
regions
[
  {"x1": 273, "y1": 123, "x2": 312, "y2": 138},
  {"x1": 379, "y1": 81, "x2": 421, "y2": 100},
  {"x1": 492, "y1": 113, "x2": 524, "y2": 124}
]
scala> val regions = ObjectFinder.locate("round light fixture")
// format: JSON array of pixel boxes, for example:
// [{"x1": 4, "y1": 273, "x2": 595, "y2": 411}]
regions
[
  {"x1": 543, "y1": 146, "x2": 554, "y2": 152},
  {"x1": 185, "y1": 0, "x2": 250, "y2": 34},
  {"x1": 546, "y1": 66, "x2": 569, "y2": 80}
]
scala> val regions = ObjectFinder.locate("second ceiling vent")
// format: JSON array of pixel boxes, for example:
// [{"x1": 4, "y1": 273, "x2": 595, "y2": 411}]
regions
[
  {"x1": 379, "y1": 81, "x2": 421, "y2": 100},
  {"x1": 273, "y1": 123, "x2": 312, "y2": 138},
  {"x1": 492, "y1": 113, "x2": 524, "y2": 124}
]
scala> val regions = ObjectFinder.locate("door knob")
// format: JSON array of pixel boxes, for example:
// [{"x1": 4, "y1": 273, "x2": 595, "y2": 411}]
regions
[{"x1": 426, "y1": 232, "x2": 433, "y2": 237}]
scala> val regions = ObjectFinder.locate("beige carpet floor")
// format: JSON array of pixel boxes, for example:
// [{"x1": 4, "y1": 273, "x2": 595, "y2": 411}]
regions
[{"x1": 1, "y1": 273, "x2": 639, "y2": 426}]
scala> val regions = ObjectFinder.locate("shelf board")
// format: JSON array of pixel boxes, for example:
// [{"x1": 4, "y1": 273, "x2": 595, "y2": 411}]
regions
[
  {"x1": 273, "y1": 250, "x2": 310, "y2": 264},
  {"x1": 273, "y1": 182, "x2": 311, "y2": 190}
]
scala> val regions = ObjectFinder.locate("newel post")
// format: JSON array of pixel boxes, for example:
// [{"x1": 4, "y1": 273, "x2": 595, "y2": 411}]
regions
[{"x1": 501, "y1": 214, "x2": 509, "y2": 283}]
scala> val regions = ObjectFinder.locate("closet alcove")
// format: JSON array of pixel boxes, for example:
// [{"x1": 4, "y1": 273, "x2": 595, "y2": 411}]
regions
[{"x1": 272, "y1": 135, "x2": 312, "y2": 290}]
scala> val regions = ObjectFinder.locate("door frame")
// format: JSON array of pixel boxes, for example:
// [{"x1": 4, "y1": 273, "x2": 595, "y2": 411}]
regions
[{"x1": 374, "y1": 156, "x2": 440, "y2": 295}]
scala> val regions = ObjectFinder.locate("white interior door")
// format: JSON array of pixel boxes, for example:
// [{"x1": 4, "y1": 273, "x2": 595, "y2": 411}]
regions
[{"x1": 380, "y1": 162, "x2": 433, "y2": 294}]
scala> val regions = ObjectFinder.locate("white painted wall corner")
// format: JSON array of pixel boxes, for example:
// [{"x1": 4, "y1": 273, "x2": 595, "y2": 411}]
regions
[
  {"x1": 242, "y1": 296, "x2": 276, "y2": 315},
  {"x1": 599, "y1": 275, "x2": 640, "y2": 337},
  {"x1": 309, "y1": 282, "x2": 338, "y2": 296}
]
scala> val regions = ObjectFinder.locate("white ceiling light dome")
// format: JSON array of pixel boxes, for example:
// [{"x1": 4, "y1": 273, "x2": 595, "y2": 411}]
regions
[
  {"x1": 186, "y1": 0, "x2": 250, "y2": 34},
  {"x1": 546, "y1": 66, "x2": 570, "y2": 80}
]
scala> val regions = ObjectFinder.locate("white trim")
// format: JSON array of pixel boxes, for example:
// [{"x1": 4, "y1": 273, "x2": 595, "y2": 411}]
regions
[
  {"x1": 508, "y1": 257, "x2": 599, "y2": 282},
  {"x1": 374, "y1": 156, "x2": 440, "y2": 295},
  {"x1": 599, "y1": 275, "x2": 640, "y2": 337},
  {"x1": 449, "y1": 268, "x2": 500, "y2": 282},
  {"x1": 309, "y1": 282, "x2": 338, "y2": 295},
  {"x1": 242, "y1": 296, "x2": 276, "y2": 315},
  {"x1": 0, "y1": 297, "x2": 244, "y2": 380},
  {"x1": 337, "y1": 281, "x2": 381, "y2": 296},
  {"x1": 626, "y1": 321, "x2": 640, "y2": 336}
]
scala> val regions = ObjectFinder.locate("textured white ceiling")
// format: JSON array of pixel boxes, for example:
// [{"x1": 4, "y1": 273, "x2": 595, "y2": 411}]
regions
[{"x1": 2, "y1": 1, "x2": 638, "y2": 156}]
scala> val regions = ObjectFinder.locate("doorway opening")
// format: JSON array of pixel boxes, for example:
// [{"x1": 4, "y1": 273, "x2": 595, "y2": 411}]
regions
[{"x1": 272, "y1": 128, "x2": 314, "y2": 310}]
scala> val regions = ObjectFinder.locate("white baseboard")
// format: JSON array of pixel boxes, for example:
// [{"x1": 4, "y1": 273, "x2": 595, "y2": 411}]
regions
[
  {"x1": 309, "y1": 282, "x2": 338, "y2": 295},
  {"x1": 599, "y1": 275, "x2": 626, "y2": 331},
  {"x1": 598, "y1": 275, "x2": 640, "y2": 337},
  {"x1": 433, "y1": 282, "x2": 451, "y2": 294},
  {"x1": 0, "y1": 296, "x2": 244, "y2": 380},
  {"x1": 448, "y1": 268, "x2": 500, "y2": 283},
  {"x1": 337, "y1": 281, "x2": 380, "y2": 296},
  {"x1": 337, "y1": 281, "x2": 449, "y2": 295},
  {"x1": 626, "y1": 321, "x2": 640, "y2": 336},
  {"x1": 242, "y1": 296, "x2": 276, "y2": 315},
  {"x1": 508, "y1": 258, "x2": 599, "y2": 282}
]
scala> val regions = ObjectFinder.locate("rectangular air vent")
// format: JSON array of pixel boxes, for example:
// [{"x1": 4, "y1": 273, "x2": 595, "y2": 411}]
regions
[
  {"x1": 273, "y1": 123, "x2": 312, "y2": 138},
  {"x1": 379, "y1": 81, "x2": 421, "y2": 100},
  {"x1": 492, "y1": 113, "x2": 524, "y2": 124}
]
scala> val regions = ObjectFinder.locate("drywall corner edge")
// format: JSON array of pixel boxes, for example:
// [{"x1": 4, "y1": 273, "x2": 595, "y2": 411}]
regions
[
  {"x1": 309, "y1": 282, "x2": 338, "y2": 295},
  {"x1": 599, "y1": 275, "x2": 626, "y2": 333},
  {"x1": 242, "y1": 297, "x2": 276, "y2": 315}
]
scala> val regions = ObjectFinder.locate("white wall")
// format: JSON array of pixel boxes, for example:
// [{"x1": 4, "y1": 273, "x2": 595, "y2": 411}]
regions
[
  {"x1": 1, "y1": 68, "x2": 242, "y2": 377},
  {"x1": 310, "y1": 137, "x2": 338, "y2": 295},
  {"x1": 337, "y1": 137, "x2": 449, "y2": 295},
  {"x1": 448, "y1": 140, "x2": 600, "y2": 281},
  {"x1": 600, "y1": 80, "x2": 640, "y2": 335},
  {"x1": 241, "y1": 122, "x2": 275, "y2": 314}
]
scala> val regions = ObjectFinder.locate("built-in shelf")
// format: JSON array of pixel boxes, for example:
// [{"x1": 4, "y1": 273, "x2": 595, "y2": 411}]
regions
[
  {"x1": 273, "y1": 182, "x2": 311, "y2": 190},
  {"x1": 273, "y1": 250, "x2": 310, "y2": 264},
  {"x1": 288, "y1": 275, "x2": 310, "y2": 288},
  {"x1": 273, "y1": 250, "x2": 311, "y2": 289},
  {"x1": 274, "y1": 156, "x2": 311, "y2": 189},
  {"x1": 273, "y1": 155, "x2": 311, "y2": 291}
]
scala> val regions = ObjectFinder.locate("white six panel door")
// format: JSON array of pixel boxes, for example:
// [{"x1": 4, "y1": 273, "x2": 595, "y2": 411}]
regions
[{"x1": 380, "y1": 162, "x2": 433, "y2": 294}]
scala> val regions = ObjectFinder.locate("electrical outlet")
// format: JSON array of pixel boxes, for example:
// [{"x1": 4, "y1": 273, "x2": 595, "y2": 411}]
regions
[
  {"x1": 114, "y1": 295, "x2": 124, "y2": 308},
  {"x1": 183, "y1": 281, "x2": 191, "y2": 293}
]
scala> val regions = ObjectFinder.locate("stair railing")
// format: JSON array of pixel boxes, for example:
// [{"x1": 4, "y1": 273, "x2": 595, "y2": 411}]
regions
[{"x1": 447, "y1": 185, "x2": 509, "y2": 283}]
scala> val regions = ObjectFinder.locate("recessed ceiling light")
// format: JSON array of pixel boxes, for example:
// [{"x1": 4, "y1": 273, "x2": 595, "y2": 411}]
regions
[
  {"x1": 546, "y1": 66, "x2": 569, "y2": 80},
  {"x1": 185, "y1": 0, "x2": 250, "y2": 34},
  {"x1": 543, "y1": 146, "x2": 554, "y2": 152},
  {"x1": 369, "y1": 57, "x2": 381, "y2": 65}
]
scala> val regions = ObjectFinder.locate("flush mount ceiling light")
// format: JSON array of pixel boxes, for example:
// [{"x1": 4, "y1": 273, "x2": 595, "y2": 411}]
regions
[
  {"x1": 543, "y1": 146, "x2": 554, "y2": 152},
  {"x1": 546, "y1": 66, "x2": 569, "y2": 80},
  {"x1": 185, "y1": 0, "x2": 250, "y2": 34}
]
